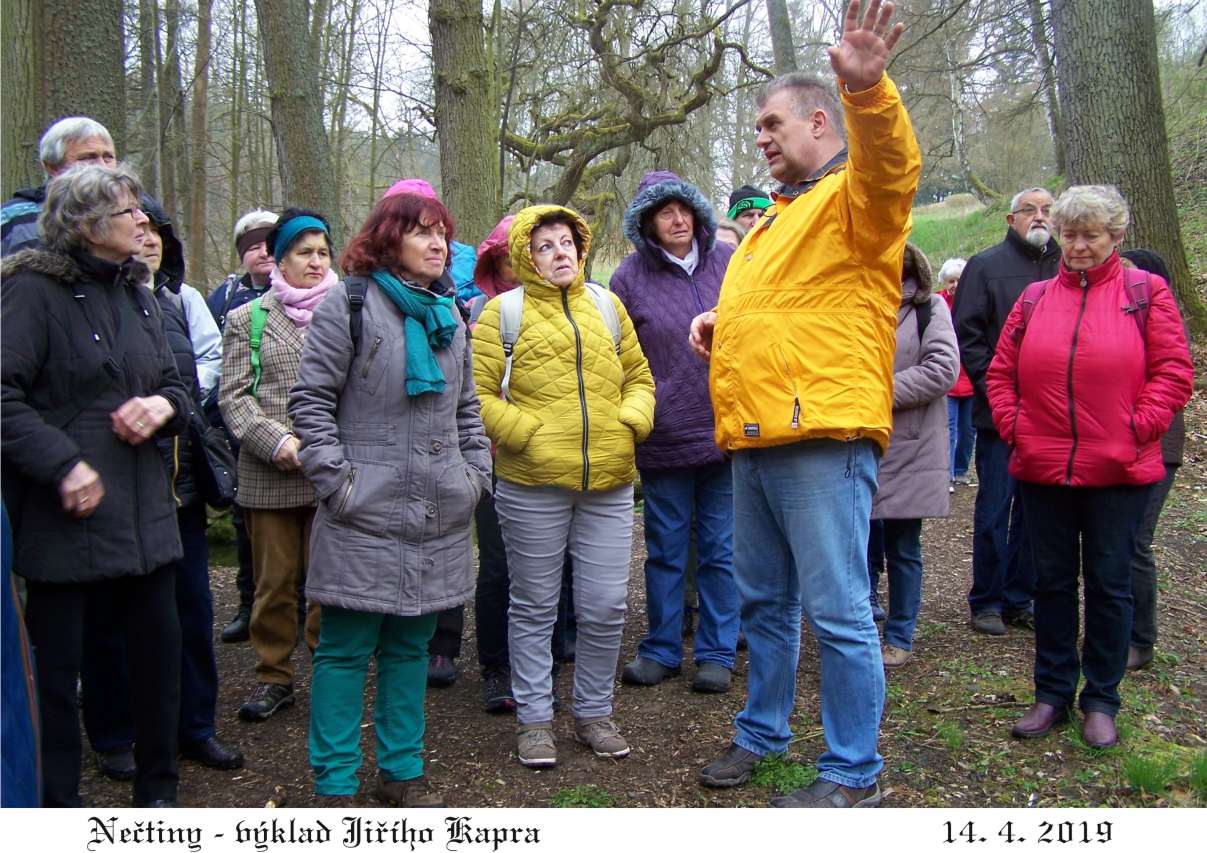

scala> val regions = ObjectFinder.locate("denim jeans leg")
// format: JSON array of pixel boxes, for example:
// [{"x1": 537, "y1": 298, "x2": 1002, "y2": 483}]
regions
[
  {"x1": 734, "y1": 440, "x2": 884, "y2": 788},
  {"x1": 1079, "y1": 485, "x2": 1148, "y2": 715},
  {"x1": 1019, "y1": 483, "x2": 1082, "y2": 709},
  {"x1": 947, "y1": 398, "x2": 959, "y2": 479},
  {"x1": 637, "y1": 468, "x2": 694, "y2": 668},
  {"x1": 691, "y1": 463, "x2": 739, "y2": 668},
  {"x1": 867, "y1": 519, "x2": 885, "y2": 594},
  {"x1": 731, "y1": 450, "x2": 800, "y2": 760},
  {"x1": 1130, "y1": 465, "x2": 1176, "y2": 650},
  {"x1": 882, "y1": 518, "x2": 923, "y2": 651},
  {"x1": 954, "y1": 398, "x2": 975, "y2": 477},
  {"x1": 969, "y1": 429, "x2": 1010, "y2": 615}
]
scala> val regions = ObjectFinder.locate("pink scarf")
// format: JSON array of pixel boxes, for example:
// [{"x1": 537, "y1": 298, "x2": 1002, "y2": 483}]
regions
[{"x1": 269, "y1": 264, "x2": 338, "y2": 328}]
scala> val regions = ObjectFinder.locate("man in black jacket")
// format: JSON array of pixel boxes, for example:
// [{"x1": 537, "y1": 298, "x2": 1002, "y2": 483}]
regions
[{"x1": 951, "y1": 187, "x2": 1060, "y2": 637}]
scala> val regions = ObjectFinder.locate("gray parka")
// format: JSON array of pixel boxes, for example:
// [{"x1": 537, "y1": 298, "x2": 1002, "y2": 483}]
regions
[
  {"x1": 872, "y1": 244, "x2": 960, "y2": 521},
  {"x1": 288, "y1": 276, "x2": 491, "y2": 616}
]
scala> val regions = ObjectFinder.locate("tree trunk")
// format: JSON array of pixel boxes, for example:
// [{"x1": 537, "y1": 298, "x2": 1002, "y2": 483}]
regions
[
  {"x1": 137, "y1": 0, "x2": 161, "y2": 199},
  {"x1": 1, "y1": 0, "x2": 41, "y2": 196},
  {"x1": 765, "y1": 0, "x2": 798, "y2": 74},
  {"x1": 1051, "y1": 0, "x2": 1203, "y2": 336},
  {"x1": 190, "y1": 0, "x2": 212, "y2": 285},
  {"x1": 1027, "y1": 0, "x2": 1066, "y2": 176},
  {"x1": 429, "y1": 0, "x2": 500, "y2": 246},
  {"x1": 161, "y1": 0, "x2": 191, "y2": 227},
  {"x1": 254, "y1": 0, "x2": 341, "y2": 238},
  {"x1": 945, "y1": 38, "x2": 997, "y2": 204},
  {"x1": 38, "y1": 0, "x2": 127, "y2": 154}
]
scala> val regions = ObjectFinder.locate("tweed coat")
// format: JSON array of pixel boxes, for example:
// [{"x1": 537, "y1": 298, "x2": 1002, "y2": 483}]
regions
[{"x1": 218, "y1": 289, "x2": 317, "y2": 509}]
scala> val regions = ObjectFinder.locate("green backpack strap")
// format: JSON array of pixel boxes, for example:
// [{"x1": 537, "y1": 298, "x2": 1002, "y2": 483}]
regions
[{"x1": 248, "y1": 296, "x2": 268, "y2": 399}]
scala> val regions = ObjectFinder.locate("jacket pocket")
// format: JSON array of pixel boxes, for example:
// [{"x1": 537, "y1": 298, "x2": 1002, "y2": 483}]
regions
[
  {"x1": 351, "y1": 324, "x2": 389, "y2": 396},
  {"x1": 771, "y1": 342, "x2": 802, "y2": 431},
  {"x1": 435, "y1": 459, "x2": 477, "y2": 536},
  {"x1": 330, "y1": 459, "x2": 401, "y2": 535}
]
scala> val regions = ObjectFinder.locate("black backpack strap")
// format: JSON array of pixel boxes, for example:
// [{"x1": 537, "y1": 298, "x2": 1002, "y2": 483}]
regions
[
  {"x1": 347, "y1": 278, "x2": 368, "y2": 354},
  {"x1": 915, "y1": 297, "x2": 933, "y2": 342}
]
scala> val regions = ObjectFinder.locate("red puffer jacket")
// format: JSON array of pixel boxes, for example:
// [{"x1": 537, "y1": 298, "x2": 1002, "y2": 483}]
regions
[
  {"x1": 942, "y1": 289, "x2": 974, "y2": 397},
  {"x1": 986, "y1": 252, "x2": 1193, "y2": 487}
]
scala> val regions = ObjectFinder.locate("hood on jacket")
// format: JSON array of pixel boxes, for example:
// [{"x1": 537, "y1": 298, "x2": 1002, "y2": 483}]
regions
[
  {"x1": 11, "y1": 185, "x2": 46, "y2": 204},
  {"x1": 508, "y1": 205, "x2": 592, "y2": 292},
  {"x1": 622, "y1": 170, "x2": 717, "y2": 262},
  {"x1": 1, "y1": 245, "x2": 152, "y2": 287},
  {"x1": 902, "y1": 242, "x2": 934, "y2": 305},
  {"x1": 474, "y1": 215, "x2": 516, "y2": 298},
  {"x1": 140, "y1": 194, "x2": 185, "y2": 289}
]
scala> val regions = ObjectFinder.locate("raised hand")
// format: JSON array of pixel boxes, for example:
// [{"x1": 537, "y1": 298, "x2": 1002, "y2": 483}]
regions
[{"x1": 827, "y1": 0, "x2": 905, "y2": 93}]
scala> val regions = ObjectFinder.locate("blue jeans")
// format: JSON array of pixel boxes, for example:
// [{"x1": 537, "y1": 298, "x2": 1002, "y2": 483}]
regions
[
  {"x1": 732, "y1": 439, "x2": 884, "y2": 789},
  {"x1": 638, "y1": 463, "x2": 739, "y2": 668},
  {"x1": 875, "y1": 519, "x2": 923, "y2": 651},
  {"x1": 947, "y1": 397, "x2": 974, "y2": 478},
  {"x1": 1019, "y1": 482, "x2": 1149, "y2": 715},
  {"x1": 968, "y1": 429, "x2": 1034, "y2": 616}
]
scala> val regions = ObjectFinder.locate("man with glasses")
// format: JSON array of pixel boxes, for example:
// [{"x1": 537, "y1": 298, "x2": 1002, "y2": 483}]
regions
[
  {"x1": 1, "y1": 117, "x2": 117, "y2": 255},
  {"x1": 951, "y1": 187, "x2": 1060, "y2": 637}
]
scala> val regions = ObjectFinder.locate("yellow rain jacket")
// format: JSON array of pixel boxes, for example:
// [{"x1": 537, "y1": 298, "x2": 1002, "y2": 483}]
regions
[
  {"x1": 472, "y1": 205, "x2": 656, "y2": 491},
  {"x1": 710, "y1": 74, "x2": 921, "y2": 454}
]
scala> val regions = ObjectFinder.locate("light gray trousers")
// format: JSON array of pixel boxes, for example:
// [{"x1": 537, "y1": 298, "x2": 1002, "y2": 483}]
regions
[{"x1": 495, "y1": 479, "x2": 633, "y2": 725}]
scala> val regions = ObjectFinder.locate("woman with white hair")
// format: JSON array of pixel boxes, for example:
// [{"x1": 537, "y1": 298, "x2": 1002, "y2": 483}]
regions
[
  {"x1": 938, "y1": 257, "x2": 975, "y2": 489},
  {"x1": 1, "y1": 164, "x2": 192, "y2": 806},
  {"x1": 987, "y1": 185, "x2": 1193, "y2": 749}
]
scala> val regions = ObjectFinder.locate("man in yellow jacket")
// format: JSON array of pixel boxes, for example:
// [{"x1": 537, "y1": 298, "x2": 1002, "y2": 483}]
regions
[{"x1": 689, "y1": 0, "x2": 920, "y2": 807}]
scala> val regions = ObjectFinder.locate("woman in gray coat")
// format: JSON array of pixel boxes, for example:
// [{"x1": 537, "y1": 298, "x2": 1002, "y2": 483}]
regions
[
  {"x1": 868, "y1": 244, "x2": 960, "y2": 669},
  {"x1": 288, "y1": 191, "x2": 490, "y2": 808}
]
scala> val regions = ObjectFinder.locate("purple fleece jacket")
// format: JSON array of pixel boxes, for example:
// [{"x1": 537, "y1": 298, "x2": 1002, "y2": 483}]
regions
[{"x1": 609, "y1": 170, "x2": 733, "y2": 472}]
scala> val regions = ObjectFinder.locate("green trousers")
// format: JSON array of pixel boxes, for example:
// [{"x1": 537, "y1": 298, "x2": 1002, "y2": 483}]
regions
[{"x1": 309, "y1": 606, "x2": 437, "y2": 794}]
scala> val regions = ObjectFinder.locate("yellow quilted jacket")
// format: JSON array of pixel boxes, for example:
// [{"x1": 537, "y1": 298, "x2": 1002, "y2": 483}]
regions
[
  {"x1": 472, "y1": 205, "x2": 656, "y2": 491},
  {"x1": 710, "y1": 74, "x2": 922, "y2": 455}
]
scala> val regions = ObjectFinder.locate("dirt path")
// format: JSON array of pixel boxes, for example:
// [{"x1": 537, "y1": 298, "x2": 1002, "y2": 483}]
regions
[{"x1": 79, "y1": 398, "x2": 1206, "y2": 808}]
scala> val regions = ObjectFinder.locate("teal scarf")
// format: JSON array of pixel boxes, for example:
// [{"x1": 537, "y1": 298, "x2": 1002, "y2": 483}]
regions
[{"x1": 370, "y1": 270, "x2": 457, "y2": 397}]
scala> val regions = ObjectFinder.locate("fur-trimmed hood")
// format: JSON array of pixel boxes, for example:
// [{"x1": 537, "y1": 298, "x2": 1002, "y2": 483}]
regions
[
  {"x1": 902, "y1": 242, "x2": 934, "y2": 305},
  {"x1": 2, "y1": 246, "x2": 152, "y2": 288},
  {"x1": 622, "y1": 170, "x2": 717, "y2": 261}
]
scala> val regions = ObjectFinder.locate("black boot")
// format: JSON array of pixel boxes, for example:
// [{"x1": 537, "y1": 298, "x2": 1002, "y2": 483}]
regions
[{"x1": 221, "y1": 605, "x2": 251, "y2": 643}]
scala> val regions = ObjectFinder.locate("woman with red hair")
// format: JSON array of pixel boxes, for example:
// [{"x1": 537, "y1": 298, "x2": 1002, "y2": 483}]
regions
[{"x1": 289, "y1": 191, "x2": 491, "y2": 806}]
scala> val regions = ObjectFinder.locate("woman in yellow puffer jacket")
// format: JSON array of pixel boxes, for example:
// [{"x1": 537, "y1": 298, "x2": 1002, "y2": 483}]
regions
[{"x1": 472, "y1": 204, "x2": 654, "y2": 769}]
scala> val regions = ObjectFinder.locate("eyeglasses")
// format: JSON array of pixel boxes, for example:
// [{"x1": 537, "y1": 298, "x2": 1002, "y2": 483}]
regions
[
  {"x1": 1011, "y1": 205, "x2": 1052, "y2": 217},
  {"x1": 109, "y1": 207, "x2": 143, "y2": 220}
]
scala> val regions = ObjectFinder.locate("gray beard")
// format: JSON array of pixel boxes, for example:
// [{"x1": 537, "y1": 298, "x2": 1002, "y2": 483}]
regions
[{"x1": 1025, "y1": 226, "x2": 1051, "y2": 248}]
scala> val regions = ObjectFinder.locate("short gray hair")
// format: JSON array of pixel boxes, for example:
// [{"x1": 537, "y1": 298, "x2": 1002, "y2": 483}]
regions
[
  {"x1": 39, "y1": 117, "x2": 114, "y2": 171},
  {"x1": 1051, "y1": 185, "x2": 1130, "y2": 236},
  {"x1": 716, "y1": 217, "x2": 747, "y2": 242},
  {"x1": 938, "y1": 257, "x2": 967, "y2": 283},
  {"x1": 233, "y1": 208, "x2": 279, "y2": 245},
  {"x1": 756, "y1": 73, "x2": 846, "y2": 140},
  {"x1": 1009, "y1": 187, "x2": 1052, "y2": 213},
  {"x1": 39, "y1": 163, "x2": 143, "y2": 254}
]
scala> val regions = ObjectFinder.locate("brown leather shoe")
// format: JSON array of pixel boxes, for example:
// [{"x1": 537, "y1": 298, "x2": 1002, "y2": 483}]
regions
[
  {"x1": 1081, "y1": 712, "x2": 1118, "y2": 748},
  {"x1": 373, "y1": 774, "x2": 445, "y2": 808},
  {"x1": 1010, "y1": 702, "x2": 1070, "y2": 739}
]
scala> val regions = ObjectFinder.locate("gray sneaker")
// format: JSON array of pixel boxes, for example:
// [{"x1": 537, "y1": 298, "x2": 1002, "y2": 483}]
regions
[
  {"x1": 770, "y1": 778, "x2": 882, "y2": 808},
  {"x1": 699, "y1": 742, "x2": 762, "y2": 788},
  {"x1": 691, "y1": 662, "x2": 732, "y2": 693},
  {"x1": 621, "y1": 656, "x2": 679, "y2": 686},
  {"x1": 516, "y1": 724, "x2": 557, "y2": 768},
  {"x1": 574, "y1": 716, "x2": 630, "y2": 758}
]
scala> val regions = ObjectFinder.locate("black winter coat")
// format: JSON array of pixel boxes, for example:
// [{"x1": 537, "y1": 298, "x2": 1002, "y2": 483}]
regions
[
  {"x1": 1, "y1": 247, "x2": 191, "y2": 582},
  {"x1": 951, "y1": 228, "x2": 1060, "y2": 429}
]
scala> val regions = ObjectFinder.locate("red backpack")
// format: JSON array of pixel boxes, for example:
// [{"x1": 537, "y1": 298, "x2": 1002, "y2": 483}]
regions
[{"x1": 1012, "y1": 266, "x2": 1152, "y2": 344}]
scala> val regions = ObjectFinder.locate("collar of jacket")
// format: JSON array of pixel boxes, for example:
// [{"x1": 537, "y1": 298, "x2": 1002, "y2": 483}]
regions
[
  {"x1": 773, "y1": 148, "x2": 850, "y2": 200},
  {"x1": 1004, "y1": 226, "x2": 1060, "y2": 261},
  {"x1": 1055, "y1": 250, "x2": 1122, "y2": 289},
  {"x1": 70, "y1": 248, "x2": 152, "y2": 288}
]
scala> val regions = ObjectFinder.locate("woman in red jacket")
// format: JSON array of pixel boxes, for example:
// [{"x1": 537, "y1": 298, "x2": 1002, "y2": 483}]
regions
[{"x1": 986, "y1": 185, "x2": 1193, "y2": 749}]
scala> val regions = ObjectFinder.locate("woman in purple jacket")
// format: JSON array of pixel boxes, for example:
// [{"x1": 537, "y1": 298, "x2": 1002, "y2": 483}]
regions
[{"x1": 610, "y1": 171, "x2": 739, "y2": 693}]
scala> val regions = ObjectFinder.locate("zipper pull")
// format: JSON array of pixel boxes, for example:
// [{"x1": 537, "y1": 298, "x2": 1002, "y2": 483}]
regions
[
  {"x1": 790, "y1": 398, "x2": 800, "y2": 430},
  {"x1": 1079, "y1": 271, "x2": 1089, "y2": 289}
]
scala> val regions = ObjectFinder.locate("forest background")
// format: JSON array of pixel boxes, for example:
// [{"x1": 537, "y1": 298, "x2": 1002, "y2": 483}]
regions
[{"x1": 1, "y1": 0, "x2": 1204, "y2": 334}]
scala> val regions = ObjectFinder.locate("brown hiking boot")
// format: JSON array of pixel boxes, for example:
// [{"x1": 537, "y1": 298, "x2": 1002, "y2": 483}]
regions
[
  {"x1": 1082, "y1": 712, "x2": 1118, "y2": 749},
  {"x1": 373, "y1": 774, "x2": 445, "y2": 808},
  {"x1": 573, "y1": 716, "x2": 630, "y2": 758}
]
